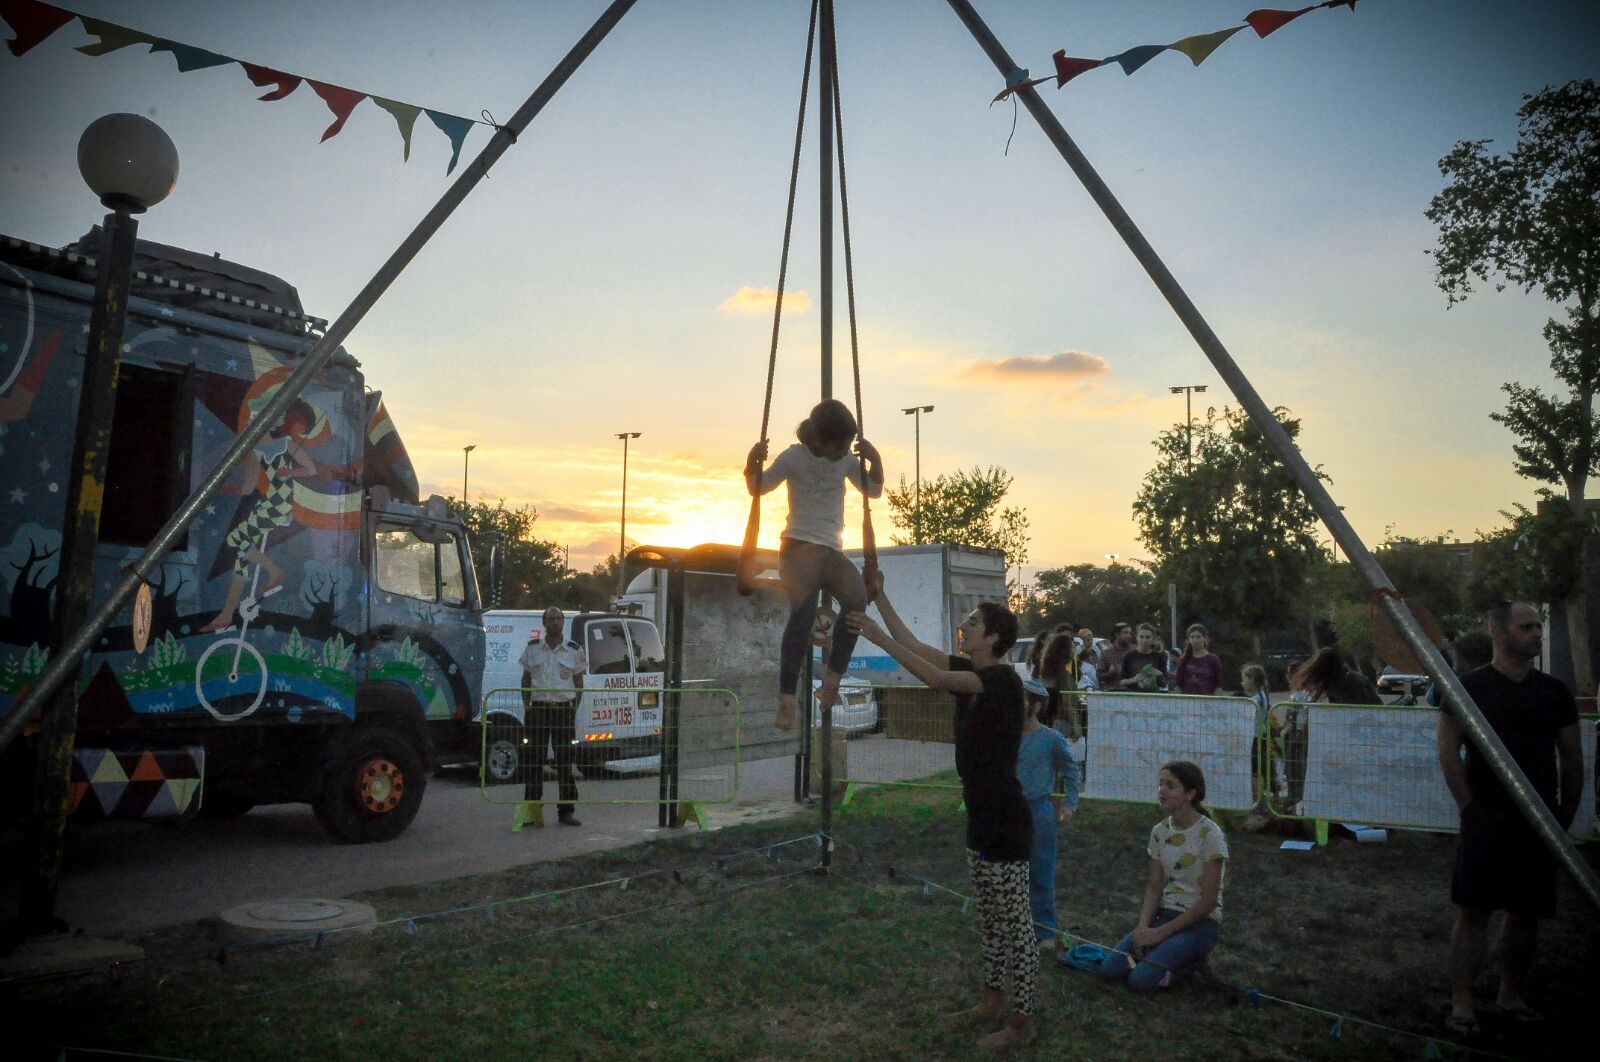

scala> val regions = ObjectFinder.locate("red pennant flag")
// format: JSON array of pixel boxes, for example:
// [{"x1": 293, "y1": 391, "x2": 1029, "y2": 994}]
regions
[
  {"x1": 242, "y1": 62, "x2": 301, "y2": 101},
  {"x1": 1244, "y1": 7, "x2": 1314, "y2": 38},
  {"x1": 1, "y1": 0, "x2": 73, "y2": 57},
  {"x1": 1053, "y1": 51, "x2": 1101, "y2": 87},
  {"x1": 309, "y1": 80, "x2": 366, "y2": 142}
]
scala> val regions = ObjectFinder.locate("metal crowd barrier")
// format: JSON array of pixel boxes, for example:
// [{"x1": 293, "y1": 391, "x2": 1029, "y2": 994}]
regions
[
  {"x1": 828, "y1": 687, "x2": 1597, "y2": 846},
  {"x1": 477, "y1": 686, "x2": 741, "y2": 831}
]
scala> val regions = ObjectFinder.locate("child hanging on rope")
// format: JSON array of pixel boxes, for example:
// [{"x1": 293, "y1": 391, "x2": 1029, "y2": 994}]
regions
[{"x1": 745, "y1": 398, "x2": 883, "y2": 731}]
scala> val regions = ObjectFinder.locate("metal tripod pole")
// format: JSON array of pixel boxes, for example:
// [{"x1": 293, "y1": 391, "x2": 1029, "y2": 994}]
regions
[{"x1": 944, "y1": 0, "x2": 1600, "y2": 911}]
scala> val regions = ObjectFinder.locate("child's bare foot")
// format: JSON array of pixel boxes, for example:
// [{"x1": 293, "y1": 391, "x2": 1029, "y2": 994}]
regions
[
  {"x1": 775, "y1": 693, "x2": 798, "y2": 731},
  {"x1": 816, "y1": 671, "x2": 842, "y2": 711}
]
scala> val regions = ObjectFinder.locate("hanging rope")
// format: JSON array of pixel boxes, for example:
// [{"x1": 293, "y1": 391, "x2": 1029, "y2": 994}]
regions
[
  {"x1": 738, "y1": 0, "x2": 819, "y2": 596},
  {"x1": 826, "y1": 11, "x2": 880, "y2": 600}
]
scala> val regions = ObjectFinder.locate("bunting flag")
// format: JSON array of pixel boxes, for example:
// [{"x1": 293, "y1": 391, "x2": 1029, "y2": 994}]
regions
[
  {"x1": 993, "y1": 0, "x2": 1358, "y2": 102},
  {"x1": 0, "y1": 0, "x2": 485, "y2": 172}
]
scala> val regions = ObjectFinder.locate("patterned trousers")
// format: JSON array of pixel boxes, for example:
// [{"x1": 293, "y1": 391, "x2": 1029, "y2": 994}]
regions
[{"x1": 966, "y1": 849, "x2": 1037, "y2": 1015}]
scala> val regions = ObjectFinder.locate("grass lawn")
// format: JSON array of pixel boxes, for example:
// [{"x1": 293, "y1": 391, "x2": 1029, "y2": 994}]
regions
[{"x1": 11, "y1": 782, "x2": 1598, "y2": 1060}]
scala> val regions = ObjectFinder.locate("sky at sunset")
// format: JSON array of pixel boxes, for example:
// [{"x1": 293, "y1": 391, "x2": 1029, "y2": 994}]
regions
[{"x1": 3, "y1": 0, "x2": 1597, "y2": 581}]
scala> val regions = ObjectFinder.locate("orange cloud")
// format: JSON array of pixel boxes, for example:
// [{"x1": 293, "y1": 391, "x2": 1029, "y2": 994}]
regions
[
  {"x1": 719, "y1": 285, "x2": 813, "y2": 315},
  {"x1": 961, "y1": 350, "x2": 1110, "y2": 384}
]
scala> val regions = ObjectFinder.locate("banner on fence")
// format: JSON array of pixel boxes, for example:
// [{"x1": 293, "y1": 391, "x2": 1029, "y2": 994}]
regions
[
  {"x1": 1302, "y1": 709, "x2": 1597, "y2": 838},
  {"x1": 1083, "y1": 693, "x2": 1256, "y2": 810}
]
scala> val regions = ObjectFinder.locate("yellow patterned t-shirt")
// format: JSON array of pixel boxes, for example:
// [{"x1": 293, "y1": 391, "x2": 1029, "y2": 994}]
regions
[{"x1": 1147, "y1": 814, "x2": 1228, "y2": 920}]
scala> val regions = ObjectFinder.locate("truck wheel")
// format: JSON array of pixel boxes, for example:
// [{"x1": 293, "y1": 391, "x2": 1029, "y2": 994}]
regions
[
  {"x1": 483, "y1": 736, "x2": 525, "y2": 786},
  {"x1": 313, "y1": 726, "x2": 426, "y2": 843}
]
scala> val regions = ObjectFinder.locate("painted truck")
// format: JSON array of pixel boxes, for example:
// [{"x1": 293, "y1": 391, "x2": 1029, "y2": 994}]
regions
[
  {"x1": 614, "y1": 542, "x2": 1007, "y2": 759},
  {"x1": 0, "y1": 230, "x2": 485, "y2": 842}
]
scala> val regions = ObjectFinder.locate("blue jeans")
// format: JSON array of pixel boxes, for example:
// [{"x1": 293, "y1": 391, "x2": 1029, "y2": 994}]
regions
[
  {"x1": 1095, "y1": 908, "x2": 1219, "y2": 992},
  {"x1": 1027, "y1": 797, "x2": 1058, "y2": 941}
]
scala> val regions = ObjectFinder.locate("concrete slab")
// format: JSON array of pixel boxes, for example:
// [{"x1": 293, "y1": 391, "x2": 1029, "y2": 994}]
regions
[{"x1": 0, "y1": 932, "x2": 144, "y2": 980}]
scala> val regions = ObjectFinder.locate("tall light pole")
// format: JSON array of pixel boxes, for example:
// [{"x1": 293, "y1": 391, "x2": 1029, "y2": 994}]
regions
[
  {"x1": 462, "y1": 443, "x2": 476, "y2": 505},
  {"x1": 25, "y1": 114, "x2": 178, "y2": 930},
  {"x1": 901, "y1": 405, "x2": 934, "y2": 544},
  {"x1": 615, "y1": 432, "x2": 640, "y2": 598},
  {"x1": 1169, "y1": 384, "x2": 1208, "y2": 470}
]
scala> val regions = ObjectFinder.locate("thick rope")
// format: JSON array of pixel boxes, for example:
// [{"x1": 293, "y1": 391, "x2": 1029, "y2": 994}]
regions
[
  {"x1": 740, "y1": 0, "x2": 819, "y2": 596},
  {"x1": 826, "y1": 11, "x2": 880, "y2": 597}
]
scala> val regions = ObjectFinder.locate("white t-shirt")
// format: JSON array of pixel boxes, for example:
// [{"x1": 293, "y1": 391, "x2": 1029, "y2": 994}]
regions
[
  {"x1": 1147, "y1": 814, "x2": 1228, "y2": 920},
  {"x1": 758, "y1": 442, "x2": 882, "y2": 549},
  {"x1": 519, "y1": 635, "x2": 586, "y2": 704}
]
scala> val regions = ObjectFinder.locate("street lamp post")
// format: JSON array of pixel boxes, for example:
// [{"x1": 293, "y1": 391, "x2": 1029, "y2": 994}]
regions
[
  {"x1": 901, "y1": 405, "x2": 933, "y2": 544},
  {"x1": 1169, "y1": 384, "x2": 1208, "y2": 470},
  {"x1": 23, "y1": 114, "x2": 179, "y2": 930},
  {"x1": 462, "y1": 444, "x2": 476, "y2": 505},
  {"x1": 615, "y1": 432, "x2": 640, "y2": 598}
]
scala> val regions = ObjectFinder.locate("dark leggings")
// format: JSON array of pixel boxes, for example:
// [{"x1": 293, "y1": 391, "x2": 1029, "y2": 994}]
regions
[{"x1": 778, "y1": 539, "x2": 867, "y2": 694}]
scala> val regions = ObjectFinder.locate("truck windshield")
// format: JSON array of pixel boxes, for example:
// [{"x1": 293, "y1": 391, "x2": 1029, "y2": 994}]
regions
[{"x1": 375, "y1": 522, "x2": 469, "y2": 606}]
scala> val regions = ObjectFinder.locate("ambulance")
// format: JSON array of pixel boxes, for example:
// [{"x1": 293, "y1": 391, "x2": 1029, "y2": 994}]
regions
[{"x1": 477, "y1": 610, "x2": 665, "y2": 782}]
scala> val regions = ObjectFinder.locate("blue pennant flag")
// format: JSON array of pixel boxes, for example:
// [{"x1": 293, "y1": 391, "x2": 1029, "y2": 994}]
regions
[{"x1": 426, "y1": 110, "x2": 473, "y2": 174}]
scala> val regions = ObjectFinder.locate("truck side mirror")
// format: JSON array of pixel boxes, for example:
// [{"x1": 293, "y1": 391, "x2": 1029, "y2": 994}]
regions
[{"x1": 488, "y1": 539, "x2": 504, "y2": 609}]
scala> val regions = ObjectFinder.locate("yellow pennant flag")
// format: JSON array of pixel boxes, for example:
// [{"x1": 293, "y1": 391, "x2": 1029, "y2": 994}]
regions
[{"x1": 1169, "y1": 25, "x2": 1246, "y2": 66}]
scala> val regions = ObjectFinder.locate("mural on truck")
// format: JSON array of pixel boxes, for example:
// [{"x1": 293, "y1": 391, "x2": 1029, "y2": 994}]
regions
[{"x1": 0, "y1": 251, "x2": 473, "y2": 733}]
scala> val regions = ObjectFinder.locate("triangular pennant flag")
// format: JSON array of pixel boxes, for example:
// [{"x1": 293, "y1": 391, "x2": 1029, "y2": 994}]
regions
[
  {"x1": 150, "y1": 38, "x2": 235, "y2": 72},
  {"x1": 2, "y1": 0, "x2": 73, "y2": 57},
  {"x1": 1169, "y1": 25, "x2": 1246, "y2": 66},
  {"x1": 426, "y1": 110, "x2": 473, "y2": 174},
  {"x1": 1053, "y1": 51, "x2": 1101, "y2": 86},
  {"x1": 75, "y1": 16, "x2": 156, "y2": 56},
  {"x1": 310, "y1": 80, "x2": 366, "y2": 141},
  {"x1": 241, "y1": 61, "x2": 300, "y2": 101},
  {"x1": 372, "y1": 97, "x2": 422, "y2": 161},
  {"x1": 1244, "y1": 7, "x2": 1314, "y2": 38},
  {"x1": 1104, "y1": 44, "x2": 1167, "y2": 76}
]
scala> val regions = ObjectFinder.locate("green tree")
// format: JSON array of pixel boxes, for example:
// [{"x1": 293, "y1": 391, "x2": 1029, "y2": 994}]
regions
[
  {"x1": 1132, "y1": 405, "x2": 1327, "y2": 658},
  {"x1": 1427, "y1": 77, "x2": 1599, "y2": 694},
  {"x1": 1024, "y1": 561, "x2": 1162, "y2": 636},
  {"x1": 885, "y1": 465, "x2": 1030, "y2": 572},
  {"x1": 451, "y1": 498, "x2": 565, "y2": 609}
]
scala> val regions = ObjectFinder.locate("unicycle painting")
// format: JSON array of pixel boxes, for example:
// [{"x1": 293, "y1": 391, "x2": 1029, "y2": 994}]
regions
[{"x1": 194, "y1": 527, "x2": 281, "y2": 720}]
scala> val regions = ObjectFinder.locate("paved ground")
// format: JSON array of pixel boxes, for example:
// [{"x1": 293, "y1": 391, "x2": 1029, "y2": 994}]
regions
[{"x1": 0, "y1": 736, "x2": 955, "y2": 937}]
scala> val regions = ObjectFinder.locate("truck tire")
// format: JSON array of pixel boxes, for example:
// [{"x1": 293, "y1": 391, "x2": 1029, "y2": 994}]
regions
[
  {"x1": 313, "y1": 726, "x2": 426, "y2": 843},
  {"x1": 483, "y1": 735, "x2": 525, "y2": 786}
]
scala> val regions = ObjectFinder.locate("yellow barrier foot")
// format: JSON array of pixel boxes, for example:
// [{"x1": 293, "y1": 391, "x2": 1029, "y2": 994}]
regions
[
  {"x1": 1314, "y1": 819, "x2": 1329, "y2": 847},
  {"x1": 841, "y1": 781, "x2": 858, "y2": 807},
  {"x1": 512, "y1": 801, "x2": 545, "y2": 832},
  {"x1": 676, "y1": 801, "x2": 707, "y2": 831}
]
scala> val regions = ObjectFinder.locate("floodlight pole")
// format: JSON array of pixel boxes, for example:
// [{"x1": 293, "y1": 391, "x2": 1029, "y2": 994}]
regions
[
  {"x1": 0, "y1": 0, "x2": 641, "y2": 758},
  {"x1": 944, "y1": 0, "x2": 1600, "y2": 911}
]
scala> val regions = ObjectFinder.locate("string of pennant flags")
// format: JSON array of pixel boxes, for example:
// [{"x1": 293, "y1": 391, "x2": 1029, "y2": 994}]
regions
[
  {"x1": 0, "y1": 0, "x2": 488, "y2": 172},
  {"x1": 994, "y1": 0, "x2": 1360, "y2": 102}
]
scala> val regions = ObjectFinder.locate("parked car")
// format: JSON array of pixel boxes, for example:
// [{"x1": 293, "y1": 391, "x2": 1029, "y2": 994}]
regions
[
  {"x1": 811, "y1": 676, "x2": 879, "y2": 734},
  {"x1": 1005, "y1": 637, "x2": 1037, "y2": 683},
  {"x1": 1377, "y1": 668, "x2": 1429, "y2": 695}
]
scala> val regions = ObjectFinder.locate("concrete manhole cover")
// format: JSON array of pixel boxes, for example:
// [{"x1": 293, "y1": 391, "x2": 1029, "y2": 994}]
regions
[{"x1": 221, "y1": 898, "x2": 377, "y2": 936}]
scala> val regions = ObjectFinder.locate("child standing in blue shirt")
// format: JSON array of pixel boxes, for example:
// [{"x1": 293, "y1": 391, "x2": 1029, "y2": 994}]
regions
[{"x1": 1016, "y1": 699, "x2": 1080, "y2": 947}]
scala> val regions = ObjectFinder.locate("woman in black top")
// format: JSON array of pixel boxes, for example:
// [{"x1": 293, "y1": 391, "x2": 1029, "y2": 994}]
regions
[{"x1": 850, "y1": 586, "x2": 1037, "y2": 1049}]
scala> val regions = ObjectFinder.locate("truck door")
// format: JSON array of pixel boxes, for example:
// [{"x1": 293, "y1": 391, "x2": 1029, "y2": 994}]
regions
[
  {"x1": 367, "y1": 517, "x2": 483, "y2": 721},
  {"x1": 580, "y1": 618, "x2": 634, "y2": 740},
  {"x1": 626, "y1": 619, "x2": 665, "y2": 734}
]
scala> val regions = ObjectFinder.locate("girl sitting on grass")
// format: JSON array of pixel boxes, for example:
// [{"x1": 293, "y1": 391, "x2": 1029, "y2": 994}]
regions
[
  {"x1": 745, "y1": 399, "x2": 882, "y2": 730},
  {"x1": 1095, "y1": 760, "x2": 1228, "y2": 992}
]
